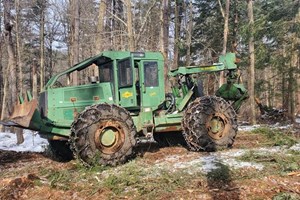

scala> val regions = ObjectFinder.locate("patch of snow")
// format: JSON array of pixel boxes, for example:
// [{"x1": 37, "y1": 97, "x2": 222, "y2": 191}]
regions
[
  {"x1": 0, "y1": 130, "x2": 48, "y2": 152},
  {"x1": 290, "y1": 143, "x2": 300, "y2": 151},
  {"x1": 238, "y1": 123, "x2": 298, "y2": 132},
  {"x1": 155, "y1": 148, "x2": 265, "y2": 174},
  {"x1": 272, "y1": 123, "x2": 293, "y2": 129},
  {"x1": 238, "y1": 124, "x2": 261, "y2": 131},
  {"x1": 256, "y1": 146, "x2": 284, "y2": 154},
  {"x1": 296, "y1": 117, "x2": 300, "y2": 124}
]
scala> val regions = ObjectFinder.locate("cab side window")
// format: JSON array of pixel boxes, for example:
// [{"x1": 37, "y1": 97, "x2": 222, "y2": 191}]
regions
[
  {"x1": 118, "y1": 59, "x2": 133, "y2": 88},
  {"x1": 144, "y1": 61, "x2": 158, "y2": 87},
  {"x1": 99, "y1": 62, "x2": 113, "y2": 83}
]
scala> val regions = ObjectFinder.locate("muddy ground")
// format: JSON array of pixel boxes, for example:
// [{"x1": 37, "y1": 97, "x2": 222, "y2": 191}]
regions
[{"x1": 0, "y1": 128, "x2": 300, "y2": 200}]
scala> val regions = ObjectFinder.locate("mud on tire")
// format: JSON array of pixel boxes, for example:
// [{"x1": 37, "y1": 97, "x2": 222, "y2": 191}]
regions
[
  {"x1": 70, "y1": 104, "x2": 137, "y2": 166},
  {"x1": 182, "y1": 96, "x2": 238, "y2": 151}
]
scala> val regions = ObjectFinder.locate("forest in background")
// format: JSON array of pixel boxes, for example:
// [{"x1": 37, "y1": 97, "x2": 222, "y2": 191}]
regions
[{"x1": 0, "y1": 0, "x2": 299, "y2": 125}]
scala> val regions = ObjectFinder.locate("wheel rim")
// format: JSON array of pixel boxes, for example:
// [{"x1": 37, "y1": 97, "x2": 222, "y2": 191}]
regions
[
  {"x1": 94, "y1": 120, "x2": 125, "y2": 154},
  {"x1": 206, "y1": 113, "x2": 229, "y2": 140}
]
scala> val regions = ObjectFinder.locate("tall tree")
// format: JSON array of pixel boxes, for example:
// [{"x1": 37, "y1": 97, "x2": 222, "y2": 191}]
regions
[
  {"x1": 39, "y1": 0, "x2": 46, "y2": 90},
  {"x1": 173, "y1": 0, "x2": 184, "y2": 70},
  {"x1": 96, "y1": 0, "x2": 107, "y2": 52},
  {"x1": 15, "y1": 0, "x2": 23, "y2": 95},
  {"x1": 3, "y1": 0, "x2": 24, "y2": 142},
  {"x1": 218, "y1": 0, "x2": 230, "y2": 86},
  {"x1": 159, "y1": 0, "x2": 170, "y2": 90},
  {"x1": 69, "y1": 0, "x2": 80, "y2": 85},
  {"x1": 185, "y1": 0, "x2": 193, "y2": 66},
  {"x1": 247, "y1": 0, "x2": 256, "y2": 124},
  {"x1": 125, "y1": 0, "x2": 134, "y2": 51},
  {"x1": 3, "y1": 0, "x2": 17, "y2": 115}
]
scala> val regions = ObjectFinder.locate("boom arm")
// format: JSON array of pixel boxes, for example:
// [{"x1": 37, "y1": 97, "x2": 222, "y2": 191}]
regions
[
  {"x1": 168, "y1": 53, "x2": 237, "y2": 77},
  {"x1": 168, "y1": 53, "x2": 248, "y2": 112}
]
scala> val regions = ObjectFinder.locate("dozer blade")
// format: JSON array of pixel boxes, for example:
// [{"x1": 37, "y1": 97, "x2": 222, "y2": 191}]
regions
[{"x1": 0, "y1": 99, "x2": 39, "y2": 129}]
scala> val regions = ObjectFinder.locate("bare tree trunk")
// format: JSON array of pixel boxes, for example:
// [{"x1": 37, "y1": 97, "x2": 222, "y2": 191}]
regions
[
  {"x1": 15, "y1": 0, "x2": 23, "y2": 95},
  {"x1": 125, "y1": 0, "x2": 134, "y2": 51},
  {"x1": 96, "y1": 0, "x2": 107, "y2": 52},
  {"x1": 0, "y1": 2, "x2": 3, "y2": 131},
  {"x1": 160, "y1": 0, "x2": 169, "y2": 58},
  {"x1": 282, "y1": 74, "x2": 288, "y2": 110},
  {"x1": 287, "y1": 70, "x2": 295, "y2": 122},
  {"x1": 295, "y1": 8, "x2": 300, "y2": 119},
  {"x1": 219, "y1": 0, "x2": 230, "y2": 86},
  {"x1": 3, "y1": 0, "x2": 23, "y2": 142},
  {"x1": 48, "y1": 36, "x2": 54, "y2": 79},
  {"x1": 297, "y1": 53, "x2": 300, "y2": 117},
  {"x1": 4, "y1": 0, "x2": 17, "y2": 114},
  {"x1": 40, "y1": 1, "x2": 45, "y2": 91},
  {"x1": 32, "y1": 59, "x2": 38, "y2": 99},
  {"x1": 185, "y1": 1, "x2": 193, "y2": 66},
  {"x1": 94, "y1": 0, "x2": 107, "y2": 77},
  {"x1": 173, "y1": 0, "x2": 183, "y2": 70},
  {"x1": 0, "y1": 65, "x2": 8, "y2": 132},
  {"x1": 69, "y1": 0, "x2": 80, "y2": 85},
  {"x1": 247, "y1": 0, "x2": 256, "y2": 124},
  {"x1": 160, "y1": 0, "x2": 170, "y2": 91},
  {"x1": 15, "y1": 0, "x2": 24, "y2": 143},
  {"x1": 232, "y1": 0, "x2": 238, "y2": 53},
  {"x1": 289, "y1": 36, "x2": 298, "y2": 122}
]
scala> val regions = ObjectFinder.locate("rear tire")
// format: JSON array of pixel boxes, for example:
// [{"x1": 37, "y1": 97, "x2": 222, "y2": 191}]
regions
[
  {"x1": 182, "y1": 96, "x2": 238, "y2": 151},
  {"x1": 70, "y1": 104, "x2": 137, "y2": 166}
]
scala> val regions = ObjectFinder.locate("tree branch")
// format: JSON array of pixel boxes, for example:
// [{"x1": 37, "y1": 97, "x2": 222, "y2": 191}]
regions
[
  {"x1": 135, "y1": 1, "x2": 158, "y2": 44},
  {"x1": 218, "y1": 0, "x2": 225, "y2": 18},
  {"x1": 106, "y1": 10, "x2": 127, "y2": 27}
]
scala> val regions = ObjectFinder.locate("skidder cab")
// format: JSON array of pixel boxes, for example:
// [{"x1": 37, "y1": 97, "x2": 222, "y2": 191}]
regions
[{"x1": 0, "y1": 51, "x2": 248, "y2": 166}]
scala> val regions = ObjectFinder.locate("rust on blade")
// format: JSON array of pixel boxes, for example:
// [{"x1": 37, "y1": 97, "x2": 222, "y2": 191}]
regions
[{"x1": 7, "y1": 99, "x2": 38, "y2": 128}]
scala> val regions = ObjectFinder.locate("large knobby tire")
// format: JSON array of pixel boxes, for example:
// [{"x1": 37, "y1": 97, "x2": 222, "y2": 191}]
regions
[
  {"x1": 182, "y1": 96, "x2": 238, "y2": 151},
  {"x1": 47, "y1": 140, "x2": 74, "y2": 162},
  {"x1": 70, "y1": 104, "x2": 137, "y2": 166}
]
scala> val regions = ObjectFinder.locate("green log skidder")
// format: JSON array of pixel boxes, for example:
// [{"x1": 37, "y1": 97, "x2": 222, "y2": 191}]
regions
[{"x1": 0, "y1": 51, "x2": 248, "y2": 166}]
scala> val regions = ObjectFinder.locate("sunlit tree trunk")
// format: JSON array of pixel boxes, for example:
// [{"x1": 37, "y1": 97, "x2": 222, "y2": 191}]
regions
[
  {"x1": 69, "y1": 0, "x2": 80, "y2": 85},
  {"x1": 125, "y1": 0, "x2": 134, "y2": 51},
  {"x1": 15, "y1": 0, "x2": 23, "y2": 95},
  {"x1": 3, "y1": 0, "x2": 24, "y2": 142},
  {"x1": 173, "y1": 0, "x2": 183, "y2": 70},
  {"x1": 14, "y1": 0, "x2": 24, "y2": 143},
  {"x1": 247, "y1": 0, "x2": 256, "y2": 124},
  {"x1": 160, "y1": 0, "x2": 170, "y2": 90},
  {"x1": 185, "y1": 1, "x2": 193, "y2": 66},
  {"x1": 295, "y1": 8, "x2": 300, "y2": 119},
  {"x1": 32, "y1": 59, "x2": 38, "y2": 99},
  {"x1": 40, "y1": 1, "x2": 46, "y2": 91},
  {"x1": 97, "y1": 0, "x2": 107, "y2": 52},
  {"x1": 218, "y1": 0, "x2": 230, "y2": 86}
]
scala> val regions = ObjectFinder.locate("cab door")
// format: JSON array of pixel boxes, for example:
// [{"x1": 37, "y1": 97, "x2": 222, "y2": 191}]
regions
[
  {"x1": 139, "y1": 61, "x2": 164, "y2": 109},
  {"x1": 117, "y1": 58, "x2": 137, "y2": 108}
]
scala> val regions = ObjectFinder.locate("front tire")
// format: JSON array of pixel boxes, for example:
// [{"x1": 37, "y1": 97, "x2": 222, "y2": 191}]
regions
[
  {"x1": 182, "y1": 96, "x2": 238, "y2": 151},
  {"x1": 70, "y1": 104, "x2": 137, "y2": 166}
]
